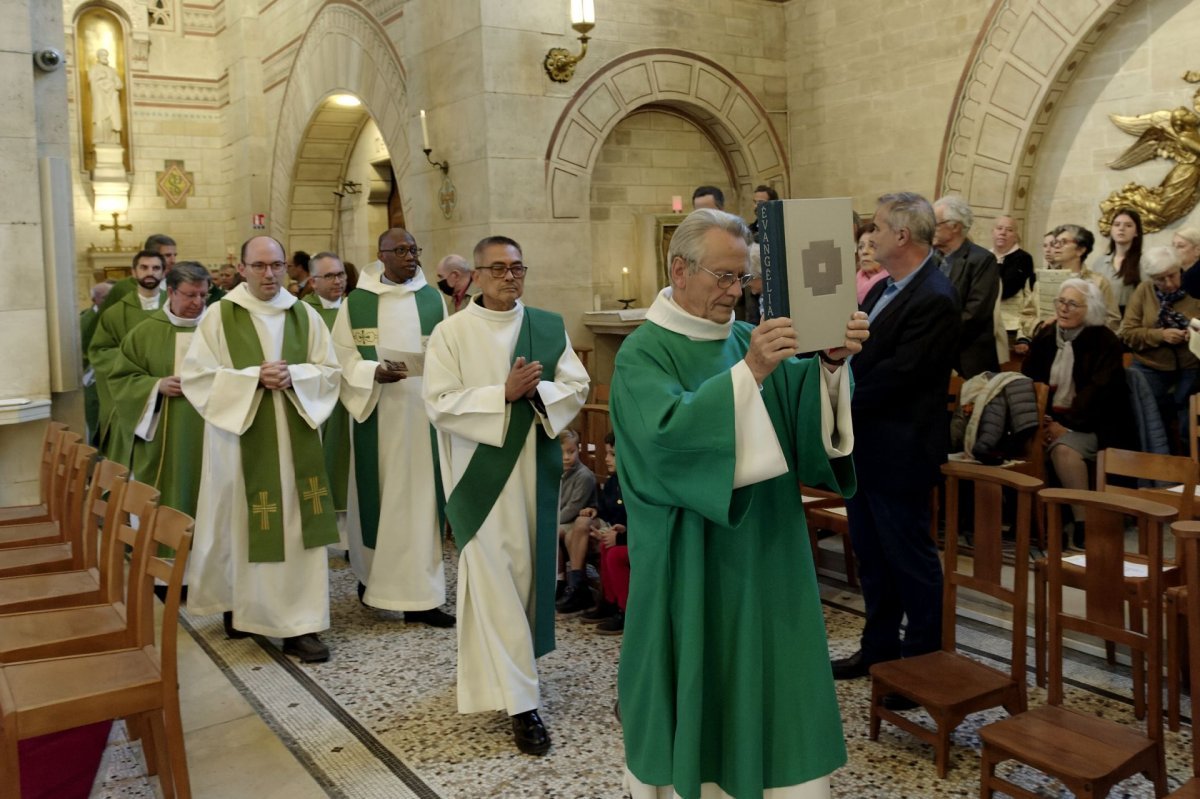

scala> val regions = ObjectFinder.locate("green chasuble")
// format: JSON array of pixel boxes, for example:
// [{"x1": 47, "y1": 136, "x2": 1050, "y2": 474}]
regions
[
  {"x1": 80, "y1": 307, "x2": 101, "y2": 445},
  {"x1": 302, "y1": 293, "x2": 350, "y2": 512},
  {"x1": 612, "y1": 318, "x2": 855, "y2": 799},
  {"x1": 107, "y1": 310, "x2": 205, "y2": 517},
  {"x1": 88, "y1": 289, "x2": 167, "y2": 465}
]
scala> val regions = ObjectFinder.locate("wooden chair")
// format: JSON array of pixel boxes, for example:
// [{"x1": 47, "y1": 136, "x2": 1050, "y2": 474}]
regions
[
  {"x1": 0, "y1": 443, "x2": 97, "y2": 578},
  {"x1": 0, "y1": 422, "x2": 67, "y2": 526},
  {"x1": 0, "y1": 480, "x2": 160, "y2": 663},
  {"x1": 0, "y1": 504, "x2": 194, "y2": 798},
  {"x1": 0, "y1": 461, "x2": 131, "y2": 615},
  {"x1": 980, "y1": 488, "x2": 1175, "y2": 799},
  {"x1": 803, "y1": 490, "x2": 857, "y2": 587},
  {"x1": 1166, "y1": 520, "x2": 1200, "y2": 797},
  {"x1": 575, "y1": 403, "x2": 612, "y2": 481},
  {"x1": 868, "y1": 462, "x2": 1041, "y2": 777},
  {"x1": 1034, "y1": 449, "x2": 1197, "y2": 710},
  {"x1": 0, "y1": 440, "x2": 93, "y2": 550}
]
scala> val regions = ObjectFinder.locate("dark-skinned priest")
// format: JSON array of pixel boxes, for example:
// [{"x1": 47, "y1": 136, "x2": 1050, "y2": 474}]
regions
[
  {"x1": 423, "y1": 235, "x2": 590, "y2": 756},
  {"x1": 182, "y1": 235, "x2": 342, "y2": 664},
  {"x1": 108, "y1": 262, "x2": 211, "y2": 521},
  {"x1": 611, "y1": 208, "x2": 869, "y2": 799},
  {"x1": 332, "y1": 229, "x2": 452, "y2": 625}
]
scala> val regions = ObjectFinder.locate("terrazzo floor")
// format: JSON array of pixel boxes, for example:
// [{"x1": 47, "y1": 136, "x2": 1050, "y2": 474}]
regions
[{"x1": 89, "y1": 542, "x2": 1197, "y2": 798}]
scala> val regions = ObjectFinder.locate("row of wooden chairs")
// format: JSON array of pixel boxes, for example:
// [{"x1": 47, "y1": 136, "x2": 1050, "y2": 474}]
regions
[
  {"x1": 0, "y1": 423, "x2": 195, "y2": 798},
  {"x1": 864, "y1": 460, "x2": 1200, "y2": 796}
]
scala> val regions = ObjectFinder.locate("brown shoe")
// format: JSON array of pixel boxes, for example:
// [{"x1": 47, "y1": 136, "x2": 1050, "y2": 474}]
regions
[{"x1": 282, "y1": 633, "x2": 330, "y2": 663}]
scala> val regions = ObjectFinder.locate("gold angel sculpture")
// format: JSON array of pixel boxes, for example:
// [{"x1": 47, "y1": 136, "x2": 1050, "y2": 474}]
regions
[{"x1": 1099, "y1": 71, "x2": 1200, "y2": 234}]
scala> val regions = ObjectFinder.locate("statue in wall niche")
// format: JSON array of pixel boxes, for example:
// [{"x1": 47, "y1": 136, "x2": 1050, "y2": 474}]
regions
[
  {"x1": 1099, "y1": 71, "x2": 1200, "y2": 234},
  {"x1": 88, "y1": 49, "x2": 124, "y2": 147}
]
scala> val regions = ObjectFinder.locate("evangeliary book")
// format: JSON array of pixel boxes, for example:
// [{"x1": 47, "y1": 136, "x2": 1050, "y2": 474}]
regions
[{"x1": 757, "y1": 198, "x2": 858, "y2": 353}]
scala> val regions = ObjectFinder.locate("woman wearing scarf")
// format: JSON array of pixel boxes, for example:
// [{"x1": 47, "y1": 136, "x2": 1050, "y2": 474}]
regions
[
  {"x1": 1120, "y1": 246, "x2": 1200, "y2": 451},
  {"x1": 1023, "y1": 279, "x2": 1131, "y2": 546}
]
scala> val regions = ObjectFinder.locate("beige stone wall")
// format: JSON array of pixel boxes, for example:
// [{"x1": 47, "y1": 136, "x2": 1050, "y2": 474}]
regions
[
  {"x1": 588, "y1": 110, "x2": 729, "y2": 307},
  {"x1": 1027, "y1": 0, "x2": 1200, "y2": 252},
  {"x1": 785, "y1": 0, "x2": 993, "y2": 208}
]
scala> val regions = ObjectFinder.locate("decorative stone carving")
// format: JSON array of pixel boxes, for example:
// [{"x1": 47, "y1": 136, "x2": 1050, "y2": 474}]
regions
[
  {"x1": 156, "y1": 160, "x2": 195, "y2": 208},
  {"x1": 88, "y1": 48, "x2": 124, "y2": 146},
  {"x1": 545, "y1": 49, "x2": 789, "y2": 220}
]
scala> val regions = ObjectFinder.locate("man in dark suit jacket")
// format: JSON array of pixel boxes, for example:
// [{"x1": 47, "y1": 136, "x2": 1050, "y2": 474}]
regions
[
  {"x1": 831, "y1": 192, "x2": 961, "y2": 698},
  {"x1": 933, "y1": 195, "x2": 1000, "y2": 378}
]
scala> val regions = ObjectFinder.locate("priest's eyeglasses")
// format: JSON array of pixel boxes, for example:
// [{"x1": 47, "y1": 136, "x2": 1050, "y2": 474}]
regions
[
  {"x1": 482, "y1": 264, "x2": 528, "y2": 278},
  {"x1": 246, "y1": 261, "x2": 287, "y2": 273},
  {"x1": 380, "y1": 246, "x2": 423, "y2": 257},
  {"x1": 698, "y1": 266, "x2": 753, "y2": 288}
]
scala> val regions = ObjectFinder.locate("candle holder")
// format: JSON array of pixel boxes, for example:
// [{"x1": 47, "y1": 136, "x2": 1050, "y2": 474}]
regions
[
  {"x1": 618, "y1": 298, "x2": 636, "y2": 310},
  {"x1": 424, "y1": 148, "x2": 449, "y2": 175}
]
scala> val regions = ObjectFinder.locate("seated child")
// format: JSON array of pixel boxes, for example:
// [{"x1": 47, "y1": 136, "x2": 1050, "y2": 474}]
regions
[
  {"x1": 555, "y1": 429, "x2": 596, "y2": 610},
  {"x1": 565, "y1": 433, "x2": 630, "y2": 634}
]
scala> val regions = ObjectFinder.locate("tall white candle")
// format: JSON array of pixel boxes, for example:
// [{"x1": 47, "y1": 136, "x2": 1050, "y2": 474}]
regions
[
  {"x1": 420, "y1": 109, "x2": 430, "y2": 151},
  {"x1": 622, "y1": 266, "x2": 631, "y2": 298}
]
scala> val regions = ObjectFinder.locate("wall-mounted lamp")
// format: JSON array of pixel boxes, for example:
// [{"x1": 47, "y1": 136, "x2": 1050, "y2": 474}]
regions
[
  {"x1": 419, "y1": 109, "x2": 450, "y2": 174},
  {"x1": 544, "y1": 0, "x2": 595, "y2": 83}
]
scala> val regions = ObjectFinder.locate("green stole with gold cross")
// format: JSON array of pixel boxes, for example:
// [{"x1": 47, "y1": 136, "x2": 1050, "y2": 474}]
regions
[
  {"x1": 219, "y1": 301, "x2": 339, "y2": 562},
  {"x1": 346, "y1": 282, "x2": 446, "y2": 549},
  {"x1": 444, "y1": 305, "x2": 566, "y2": 657}
]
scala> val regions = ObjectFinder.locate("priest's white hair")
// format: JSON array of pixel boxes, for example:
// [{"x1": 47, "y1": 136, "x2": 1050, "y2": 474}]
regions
[{"x1": 669, "y1": 208, "x2": 751, "y2": 275}]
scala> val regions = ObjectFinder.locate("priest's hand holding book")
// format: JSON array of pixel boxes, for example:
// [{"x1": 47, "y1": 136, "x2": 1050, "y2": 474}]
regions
[
  {"x1": 505, "y1": 356, "x2": 543, "y2": 402},
  {"x1": 822, "y1": 311, "x2": 870, "y2": 369},
  {"x1": 258, "y1": 359, "x2": 292, "y2": 391},
  {"x1": 375, "y1": 360, "x2": 408, "y2": 384}
]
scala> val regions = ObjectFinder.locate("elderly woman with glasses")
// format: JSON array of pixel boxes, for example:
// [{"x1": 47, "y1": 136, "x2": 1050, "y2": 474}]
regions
[
  {"x1": 1120, "y1": 246, "x2": 1200, "y2": 447},
  {"x1": 1022, "y1": 278, "x2": 1132, "y2": 545}
]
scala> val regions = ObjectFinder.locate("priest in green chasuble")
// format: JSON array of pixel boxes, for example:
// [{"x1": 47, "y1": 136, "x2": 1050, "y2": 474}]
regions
[
  {"x1": 81, "y1": 281, "x2": 114, "y2": 446},
  {"x1": 88, "y1": 250, "x2": 167, "y2": 465},
  {"x1": 182, "y1": 236, "x2": 342, "y2": 664},
  {"x1": 612, "y1": 209, "x2": 869, "y2": 799},
  {"x1": 423, "y1": 235, "x2": 589, "y2": 756},
  {"x1": 108, "y1": 262, "x2": 211, "y2": 518},
  {"x1": 302, "y1": 251, "x2": 352, "y2": 549},
  {"x1": 333, "y1": 230, "x2": 453, "y2": 624}
]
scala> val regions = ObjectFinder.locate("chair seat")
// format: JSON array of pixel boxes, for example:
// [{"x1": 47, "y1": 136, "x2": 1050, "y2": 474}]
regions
[
  {"x1": 0, "y1": 521, "x2": 61, "y2": 548},
  {"x1": 1, "y1": 648, "x2": 162, "y2": 739},
  {"x1": 980, "y1": 705, "x2": 1157, "y2": 782},
  {"x1": 0, "y1": 604, "x2": 128, "y2": 662},
  {"x1": 0, "y1": 505, "x2": 49, "y2": 526},
  {"x1": 1169, "y1": 778, "x2": 1200, "y2": 797},
  {"x1": 871, "y1": 651, "x2": 1015, "y2": 709},
  {"x1": 0, "y1": 544, "x2": 73, "y2": 576},
  {"x1": 0, "y1": 570, "x2": 101, "y2": 614}
]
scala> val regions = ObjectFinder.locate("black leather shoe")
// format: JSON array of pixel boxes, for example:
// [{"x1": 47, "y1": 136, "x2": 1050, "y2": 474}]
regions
[
  {"x1": 357, "y1": 581, "x2": 367, "y2": 605},
  {"x1": 405, "y1": 608, "x2": 456, "y2": 628},
  {"x1": 881, "y1": 693, "x2": 920, "y2": 712},
  {"x1": 830, "y1": 650, "x2": 871, "y2": 680},
  {"x1": 511, "y1": 709, "x2": 550, "y2": 755},
  {"x1": 555, "y1": 585, "x2": 592, "y2": 616},
  {"x1": 282, "y1": 633, "x2": 330, "y2": 663},
  {"x1": 223, "y1": 611, "x2": 251, "y2": 639}
]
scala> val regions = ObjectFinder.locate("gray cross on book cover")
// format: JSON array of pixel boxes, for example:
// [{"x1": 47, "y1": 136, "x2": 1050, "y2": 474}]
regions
[{"x1": 757, "y1": 197, "x2": 858, "y2": 353}]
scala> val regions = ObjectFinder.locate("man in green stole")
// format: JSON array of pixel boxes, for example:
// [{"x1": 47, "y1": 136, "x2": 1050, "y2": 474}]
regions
[
  {"x1": 108, "y1": 262, "x2": 210, "y2": 518},
  {"x1": 81, "y1": 281, "x2": 114, "y2": 446},
  {"x1": 88, "y1": 250, "x2": 168, "y2": 465},
  {"x1": 182, "y1": 236, "x2": 342, "y2": 663},
  {"x1": 424, "y1": 235, "x2": 590, "y2": 756},
  {"x1": 302, "y1": 252, "x2": 351, "y2": 549},
  {"x1": 333, "y1": 230, "x2": 453, "y2": 624},
  {"x1": 611, "y1": 209, "x2": 869, "y2": 799}
]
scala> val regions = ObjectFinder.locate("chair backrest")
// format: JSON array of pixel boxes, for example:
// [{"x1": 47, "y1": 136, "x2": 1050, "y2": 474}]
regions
[
  {"x1": 1173, "y1": 520, "x2": 1200, "y2": 778},
  {"x1": 575, "y1": 404, "x2": 612, "y2": 481},
  {"x1": 1016, "y1": 382, "x2": 1050, "y2": 481},
  {"x1": 58, "y1": 443, "x2": 97, "y2": 567},
  {"x1": 129, "y1": 505, "x2": 194, "y2": 689},
  {"x1": 87, "y1": 459, "x2": 129, "y2": 576},
  {"x1": 101, "y1": 479, "x2": 159, "y2": 609},
  {"x1": 37, "y1": 421, "x2": 68, "y2": 510},
  {"x1": 1039, "y1": 487, "x2": 1176, "y2": 738},
  {"x1": 947, "y1": 373, "x2": 965, "y2": 414},
  {"x1": 47, "y1": 430, "x2": 81, "y2": 523},
  {"x1": 1190, "y1": 393, "x2": 1200, "y2": 464},
  {"x1": 1098, "y1": 448, "x2": 1196, "y2": 521},
  {"x1": 941, "y1": 462, "x2": 1042, "y2": 683}
]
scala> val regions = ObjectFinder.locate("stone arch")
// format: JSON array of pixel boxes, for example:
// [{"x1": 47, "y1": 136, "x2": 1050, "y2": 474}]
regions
[
  {"x1": 268, "y1": 1, "x2": 410, "y2": 244},
  {"x1": 937, "y1": 0, "x2": 1134, "y2": 229},
  {"x1": 545, "y1": 49, "x2": 789, "y2": 219}
]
